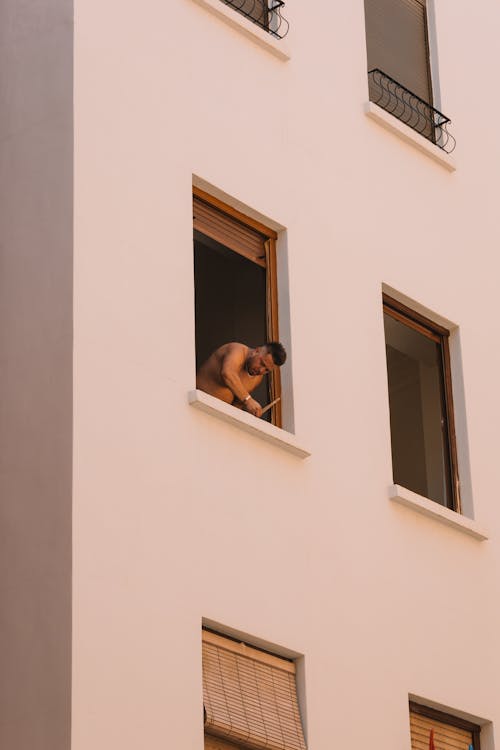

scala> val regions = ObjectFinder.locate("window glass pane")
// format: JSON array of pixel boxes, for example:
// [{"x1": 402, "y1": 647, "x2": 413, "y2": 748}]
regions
[{"x1": 384, "y1": 312, "x2": 452, "y2": 507}]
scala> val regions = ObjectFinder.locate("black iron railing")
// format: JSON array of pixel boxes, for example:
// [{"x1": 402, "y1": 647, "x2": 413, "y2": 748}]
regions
[
  {"x1": 368, "y1": 69, "x2": 456, "y2": 154},
  {"x1": 220, "y1": 0, "x2": 289, "y2": 38}
]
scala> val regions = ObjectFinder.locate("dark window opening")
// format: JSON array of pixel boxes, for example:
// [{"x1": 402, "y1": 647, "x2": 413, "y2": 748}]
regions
[{"x1": 194, "y1": 232, "x2": 271, "y2": 421}]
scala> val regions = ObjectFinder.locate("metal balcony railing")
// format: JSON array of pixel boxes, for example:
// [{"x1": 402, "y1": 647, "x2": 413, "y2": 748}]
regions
[
  {"x1": 368, "y1": 69, "x2": 456, "y2": 154},
  {"x1": 220, "y1": 0, "x2": 289, "y2": 38}
]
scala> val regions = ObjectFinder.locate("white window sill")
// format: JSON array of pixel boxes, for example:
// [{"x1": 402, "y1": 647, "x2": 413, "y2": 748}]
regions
[
  {"x1": 188, "y1": 390, "x2": 310, "y2": 458},
  {"x1": 190, "y1": 0, "x2": 290, "y2": 61},
  {"x1": 389, "y1": 484, "x2": 488, "y2": 541},
  {"x1": 364, "y1": 102, "x2": 456, "y2": 172}
]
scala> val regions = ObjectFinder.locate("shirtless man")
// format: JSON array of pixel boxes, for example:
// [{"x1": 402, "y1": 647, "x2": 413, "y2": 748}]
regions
[{"x1": 196, "y1": 342, "x2": 287, "y2": 417}]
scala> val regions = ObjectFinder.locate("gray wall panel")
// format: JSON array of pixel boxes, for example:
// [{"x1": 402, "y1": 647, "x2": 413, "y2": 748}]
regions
[{"x1": 0, "y1": 0, "x2": 73, "y2": 748}]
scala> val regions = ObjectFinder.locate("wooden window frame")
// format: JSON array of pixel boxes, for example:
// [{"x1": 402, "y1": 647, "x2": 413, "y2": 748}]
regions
[
  {"x1": 383, "y1": 293, "x2": 461, "y2": 513},
  {"x1": 193, "y1": 187, "x2": 282, "y2": 428},
  {"x1": 409, "y1": 701, "x2": 481, "y2": 750}
]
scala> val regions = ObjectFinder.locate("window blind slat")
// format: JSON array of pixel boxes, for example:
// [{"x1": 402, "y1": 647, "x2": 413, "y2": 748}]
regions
[
  {"x1": 203, "y1": 633, "x2": 306, "y2": 750},
  {"x1": 205, "y1": 734, "x2": 242, "y2": 750}
]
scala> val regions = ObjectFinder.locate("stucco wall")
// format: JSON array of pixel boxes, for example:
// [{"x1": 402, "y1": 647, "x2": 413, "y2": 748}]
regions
[
  {"x1": 73, "y1": 1, "x2": 499, "y2": 748},
  {"x1": 0, "y1": 1, "x2": 73, "y2": 748}
]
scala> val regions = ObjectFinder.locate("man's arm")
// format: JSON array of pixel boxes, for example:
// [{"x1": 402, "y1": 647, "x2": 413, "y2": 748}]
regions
[{"x1": 220, "y1": 344, "x2": 262, "y2": 417}]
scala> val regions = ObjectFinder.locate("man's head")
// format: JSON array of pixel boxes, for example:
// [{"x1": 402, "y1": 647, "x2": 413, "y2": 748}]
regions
[{"x1": 246, "y1": 342, "x2": 287, "y2": 376}]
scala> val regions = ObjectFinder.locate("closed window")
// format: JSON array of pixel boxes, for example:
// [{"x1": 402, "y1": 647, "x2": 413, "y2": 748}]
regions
[
  {"x1": 364, "y1": 0, "x2": 433, "y2": 105},
  {"x1": 383, "y1": 294, "x2": 460, "y2": 511},
  {"x1": 363, "y1": 0, "x2": 456, "y2": 150},
  {"x1": 202, "y1": 629, "x2": 306, "y2": 750},
  {"x1": 410, "y1": 702, "x2": 481, "y2": 750}
]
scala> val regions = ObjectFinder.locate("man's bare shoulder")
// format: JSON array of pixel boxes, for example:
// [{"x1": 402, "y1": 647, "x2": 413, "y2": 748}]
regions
[
  {"x1": 224, "y1": 342, "x2": 249, "y2": 355},
  {"x1": 207, "y1": 342, "x2": 247, "y2": 360},
  {"x1": 219, "y1": 342, "x2": 250, "y2": 364},
  {"x1": 197, "y1": 342, "x2": 248, "y2": 373}
]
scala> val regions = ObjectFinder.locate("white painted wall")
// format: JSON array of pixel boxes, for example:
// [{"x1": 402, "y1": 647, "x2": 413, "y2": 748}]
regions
[{"x1": 73, "y1": 1, "x2": 500, "y2": 748}]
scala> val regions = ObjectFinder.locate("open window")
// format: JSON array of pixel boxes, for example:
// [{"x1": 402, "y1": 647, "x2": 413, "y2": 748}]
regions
[
  {"x1": 193, "y1": 187, "x2": 282, "y2": 427},
  {"x1": 202, "y1": 628, "x2": 307, "y2": 750},
  {"x1": 410, "y1": 701, "x2": 481, "y2": 750},
  {"x1": 383, "y1": 294, "x2": 460, "y2": 511}
]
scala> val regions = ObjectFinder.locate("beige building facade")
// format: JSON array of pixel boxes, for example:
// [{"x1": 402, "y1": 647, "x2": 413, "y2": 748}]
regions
[{"x1": 2, "y1": 0, "x2": 500, "y2": 748}]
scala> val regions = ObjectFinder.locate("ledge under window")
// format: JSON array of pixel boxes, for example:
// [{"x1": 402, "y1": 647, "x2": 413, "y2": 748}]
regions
[
  {"x1": 389, "y1": 484, "x2": 488, "y2": 541},
  {"x1": 189, "y1": 390, "x2": 310, "y2": 458},
  {"x1": 364, "y1": 102, "x2": 456, "y2": 172},
  {"x1": 191, "y1": 0, "x2": 290, "y2": 61}
]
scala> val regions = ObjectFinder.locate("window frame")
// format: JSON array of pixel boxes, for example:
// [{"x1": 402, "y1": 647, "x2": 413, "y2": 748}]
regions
[
  {"x1": 409, "y1": 701, "x2": 481, "y2": 750},
  {"x1": 383, "y1": 293, "x2": 461, "y2": 513},
  {"x1": 193, "y1": 187, "x2": 282, "y2": 428}
]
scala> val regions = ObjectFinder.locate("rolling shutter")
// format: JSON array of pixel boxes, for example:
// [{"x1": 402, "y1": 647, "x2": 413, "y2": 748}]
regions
[
  {"x1": 203, "y1": 630, "x2": 307, "y2": 750},
  {"x1": 410, "y1": 706, "x2": 479, "y2": 750},
  {"x1": 193, "y1": 195, "x2": 267, "y2": 268},
  {"x1": 364, "y1": 0, "x2": 432, "y2": 103}
]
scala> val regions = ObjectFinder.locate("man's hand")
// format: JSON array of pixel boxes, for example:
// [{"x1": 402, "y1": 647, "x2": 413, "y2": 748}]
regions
[{"x1": 243, "y1": 397, "x2": 262, "y2": 418}]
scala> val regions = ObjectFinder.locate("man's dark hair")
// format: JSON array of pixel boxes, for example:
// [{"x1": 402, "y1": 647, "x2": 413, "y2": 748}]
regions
[{"x1": 266, "y1": 341, "x2": 287, "y2": 367}]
